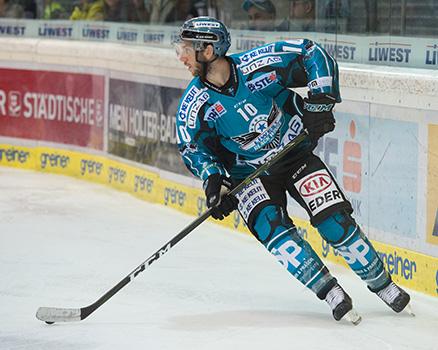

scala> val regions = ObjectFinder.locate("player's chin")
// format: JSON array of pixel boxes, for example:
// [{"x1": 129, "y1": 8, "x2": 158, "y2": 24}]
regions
[{"x1": 187, "y1": 64, "x2": 200, "y2": 76}]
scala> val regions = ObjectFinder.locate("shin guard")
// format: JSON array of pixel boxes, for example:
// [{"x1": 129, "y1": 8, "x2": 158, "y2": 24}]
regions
[
  {"x1": 252, "y1": 205, "x2": 334, "y2": 294},
  {"x1": 316, "y1": 212, "x2": 390, "y2": 291}
]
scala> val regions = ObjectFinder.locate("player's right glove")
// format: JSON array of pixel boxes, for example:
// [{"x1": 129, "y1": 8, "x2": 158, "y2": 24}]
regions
[
  {"x1": 203, "y1": 174, "x2": 238, "y2": 220},
  {"x1": 302, "y1": 93, "x2": 336, "y2": 142}
]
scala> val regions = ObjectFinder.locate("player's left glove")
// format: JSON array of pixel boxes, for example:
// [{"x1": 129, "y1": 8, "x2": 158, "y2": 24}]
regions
[
  {"x1": 302, "y1": 93, "x2": 336, "y2": 142},
  {"x1": 203, "y1": 174, "x2": 238, "y2": 220}
]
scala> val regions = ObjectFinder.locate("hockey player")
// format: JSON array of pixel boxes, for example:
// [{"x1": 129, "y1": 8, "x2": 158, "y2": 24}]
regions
[{"x1": 174, "y1": 16, "x2": 411, "y2": 323}]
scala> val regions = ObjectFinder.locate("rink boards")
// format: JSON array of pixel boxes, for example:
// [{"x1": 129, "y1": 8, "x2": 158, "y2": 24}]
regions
[
  {"x1": 0, "y1": 142, "x2": 437, "y2": 297},
  {"x1": 0, "y1": 38, "x2": 437, "y2": 299}
]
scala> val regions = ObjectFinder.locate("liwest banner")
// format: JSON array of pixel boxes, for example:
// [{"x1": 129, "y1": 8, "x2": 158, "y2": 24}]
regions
[
  {"x1": 108, "y1": 78, "x2": 189, "y2": 175},
  {"x1": 0, "y1": 68, "x2": 104, "y2": 150}
]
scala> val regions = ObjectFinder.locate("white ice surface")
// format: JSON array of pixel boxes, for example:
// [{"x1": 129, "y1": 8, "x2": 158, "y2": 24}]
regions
[{"x1": 0, "y1": 167, "x2": 437, "y2": 350}]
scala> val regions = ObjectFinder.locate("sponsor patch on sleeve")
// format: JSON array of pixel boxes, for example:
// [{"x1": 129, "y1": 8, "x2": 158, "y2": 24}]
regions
[
  {"x1": 246, "y1": 71, "x2": 278, "y2": 92},
  {"x1": 307, "y1": 76, "x2": 333, "y2": 90},
  {"x1": 204, "y1": 101, "x2": 226, "y2": 122},
  {"x1": 187, "y1": 91, "x2": 209, "y2": 128},
  {"x1": 239, "y1": 56, "x2": 283, "y2": 75}
]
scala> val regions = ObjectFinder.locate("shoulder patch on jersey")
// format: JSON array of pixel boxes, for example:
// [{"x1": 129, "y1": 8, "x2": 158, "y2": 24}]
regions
[
  {"x1": 239, "y1": 56, "x2": 282, "y2": 75},
  {"x1": 284, "y1": 39, "x2": 304, "y2": 45},
  {"x1": 246, "y1": 71, "x2": 278, "y2": 92},
  {"x1": 280, "y1": 40, "x2": 305, "y2": 53},
  {"x1": 204, "y1": 101, "x2": 226, "y2": 122},
  {"x1": 239, "y1": 43, "x2": 276, "y2": 64},
  {"x1": 178, "y1": 85, "x2": 209, "y2": 128},
  {"x1": 178, "y1": 85, "x2": 200, "y2": 122},
  {"x1": 308, "y1": 76, "x2": 333, "y2": 90},
  {"x1": 188, "y1": 91, "x2": 209, "y2": 128}
]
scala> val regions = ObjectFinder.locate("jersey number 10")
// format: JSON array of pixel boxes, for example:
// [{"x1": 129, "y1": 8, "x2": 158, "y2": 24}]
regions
[{"x1": 236, "y1": 103, "x2": 258, "y2": 121}]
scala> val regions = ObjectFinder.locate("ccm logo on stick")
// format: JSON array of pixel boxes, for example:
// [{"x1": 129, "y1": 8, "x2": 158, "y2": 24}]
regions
[{"x1": 295, "y1": 170, "x2": 343, "y2": 215}]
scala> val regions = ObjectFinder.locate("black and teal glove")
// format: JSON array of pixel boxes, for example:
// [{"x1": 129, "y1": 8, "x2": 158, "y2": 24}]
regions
[
  {"x1": 203, "y1": 174, "x2": 238, "y2": 220},
  {"x1": 302, "y1": 93, "x2": 336, "y2": 142}
]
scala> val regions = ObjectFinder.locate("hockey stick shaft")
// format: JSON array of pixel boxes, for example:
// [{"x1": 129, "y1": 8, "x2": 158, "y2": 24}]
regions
[{"x1": 36, "y1": 131, "x2": 308, "y2": 323}]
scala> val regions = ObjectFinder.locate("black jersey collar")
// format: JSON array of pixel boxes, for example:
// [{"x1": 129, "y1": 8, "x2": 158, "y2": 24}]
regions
[{"x1": 201, "y1": 57, "x2": 238, "y2": 96}]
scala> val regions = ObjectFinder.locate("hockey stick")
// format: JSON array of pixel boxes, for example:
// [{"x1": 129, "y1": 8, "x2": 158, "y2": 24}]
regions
[{"x1": 36, "y1": 131, "x2": 309, "y2": 324}]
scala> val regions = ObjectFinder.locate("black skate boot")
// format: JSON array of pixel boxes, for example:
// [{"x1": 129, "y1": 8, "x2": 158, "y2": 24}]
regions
[
  {"x1": 374, "y1": 281, "x2": 411, "y2": 313},
  {"x1": 322, "y1": 283, "x2": 362, "y2": 325}
]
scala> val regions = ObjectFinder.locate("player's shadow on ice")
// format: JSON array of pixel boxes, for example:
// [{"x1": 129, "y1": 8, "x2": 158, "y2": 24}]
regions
[{"x1": 166, "y1": 309, "x2": 342, "y2": 331}]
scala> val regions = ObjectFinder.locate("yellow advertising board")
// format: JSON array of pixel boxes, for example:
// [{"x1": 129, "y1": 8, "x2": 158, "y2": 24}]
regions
[
  {"x1": 292, "y1": 218, "x2": 438, "y2": 297},
  {"x1": 1, "y1": 142, "x2": 437, "y2": 297},
  {"x1": 427, "y1": 124, "x2": 438, "y2": 245},
  {"x1": 0, "y1": 144, "x2": 35, "y2": 170}
]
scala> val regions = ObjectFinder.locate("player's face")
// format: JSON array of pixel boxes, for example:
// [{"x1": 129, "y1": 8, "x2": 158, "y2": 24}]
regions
[{"x1": 175, "y1": 41, "x2": 201, "y2": 76}]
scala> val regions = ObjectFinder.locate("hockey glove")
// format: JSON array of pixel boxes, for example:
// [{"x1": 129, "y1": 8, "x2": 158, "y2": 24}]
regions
[
  {"x1": 302, "y1": 93, "x2": 336, "y2": 142},
  {"x1": 203, "y1": 174, "x2": 238, "y2": 220}
]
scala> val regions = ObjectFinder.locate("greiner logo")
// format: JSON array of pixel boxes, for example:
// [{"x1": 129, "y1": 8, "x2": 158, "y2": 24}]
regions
[
  {"x1": 108, "y1": 166, "x2": 126, "y2": 184},
  {"x1": 299, "y1": 172, "x2": 332, "y2": 197},
  {"x1": 378, "y1": 251, "x2": 417, "y2": 280},
  {"x1": 80, "y1": 159, "x2": 103, "y2": 176},
  {"x1": 164, "y1": 187, "x2": 186, "y2": 206},
  {"x1": 0, "y1": 148, "x2": 29, "y2": 163},
  {"x1": 134, "y1": 175, "x2": 154, "y2": 193},
  {"x1": 40, "y1": 153, "x2": 70, "y2": 169}
]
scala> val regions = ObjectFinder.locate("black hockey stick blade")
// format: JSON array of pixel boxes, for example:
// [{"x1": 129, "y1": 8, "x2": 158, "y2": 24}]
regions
[{"x1": 36, "y1": 131, "x2": 309, "y2": 324}]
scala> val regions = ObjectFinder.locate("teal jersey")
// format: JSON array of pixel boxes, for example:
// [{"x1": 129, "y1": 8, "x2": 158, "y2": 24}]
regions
[{"x1": 176, "y1": 39, "x2": 340, "y2": 181}]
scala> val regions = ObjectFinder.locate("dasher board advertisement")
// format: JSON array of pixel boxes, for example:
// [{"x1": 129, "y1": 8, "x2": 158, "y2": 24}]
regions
[{"x1": 0, "y1": 68, "x2": 104, "y2": 150}]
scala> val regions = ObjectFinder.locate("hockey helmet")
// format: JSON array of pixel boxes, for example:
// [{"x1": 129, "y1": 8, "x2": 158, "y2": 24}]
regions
[{"x1": 176, "y1": 16, "x2": 231, "y2": 57}]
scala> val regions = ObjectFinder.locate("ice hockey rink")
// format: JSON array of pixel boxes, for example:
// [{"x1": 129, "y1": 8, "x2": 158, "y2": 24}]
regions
[{"x1": 0, "y1": 167, "x2": 437, "y2": 350}]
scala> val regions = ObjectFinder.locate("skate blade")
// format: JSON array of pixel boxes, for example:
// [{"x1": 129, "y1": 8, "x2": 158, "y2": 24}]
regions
[
  {"x1": 405, "y1": 303, "x2": 415, "y2": 317},
  {"x1": 344, "y1": 308, "x2": 362, "y2": 326}
]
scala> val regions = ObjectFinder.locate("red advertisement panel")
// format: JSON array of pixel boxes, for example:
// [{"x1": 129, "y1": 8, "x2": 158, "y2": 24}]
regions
[{"x1": 0, "y1": 68, "x2": 104, "y2": 150}]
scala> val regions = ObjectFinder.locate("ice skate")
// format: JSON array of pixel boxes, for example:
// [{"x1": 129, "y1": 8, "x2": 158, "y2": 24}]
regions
[
  {"x1": 375, "y1": 281, "x2": 413, "y2": 315},
  {"x1": 325, "y1": 284, "x2": 362, "y2": 325}
]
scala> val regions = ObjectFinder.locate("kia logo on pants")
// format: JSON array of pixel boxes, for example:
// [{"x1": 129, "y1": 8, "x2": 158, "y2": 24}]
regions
[{"x1": 299, "y1": 173, "x2": 332, "y2": 197}]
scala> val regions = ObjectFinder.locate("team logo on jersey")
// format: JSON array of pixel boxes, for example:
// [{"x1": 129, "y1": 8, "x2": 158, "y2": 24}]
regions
[
  {"x1": 240, "y1": 44, "x2": 275, "y2": 63},
  {"x1": 204, "y1": 101, "x2": 226, "y2": 122},
  {"x1": 240, "y1": 56, "x2": 282, "y2": 75},
  {"x1": 246, "y1": 71, "x2": 277, "y2": 92},
  {"x1": 188, "y1": 91, "x2": 209, "y2": 128},
  {"x1": 231, "y1": 103, "x2": 282, "y2": 152}
]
